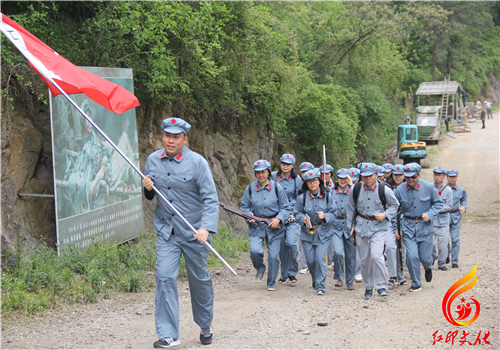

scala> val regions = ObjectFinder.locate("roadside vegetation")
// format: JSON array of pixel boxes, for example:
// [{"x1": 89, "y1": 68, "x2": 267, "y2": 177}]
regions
[{"x1": 1, "y1": 227, "x2": 248, "y2": 317}]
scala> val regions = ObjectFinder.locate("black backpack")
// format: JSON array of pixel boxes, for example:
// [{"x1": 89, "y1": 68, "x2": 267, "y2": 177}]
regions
[{"x1": 352, "y1": 182, "x2": 387, "y2": 214}]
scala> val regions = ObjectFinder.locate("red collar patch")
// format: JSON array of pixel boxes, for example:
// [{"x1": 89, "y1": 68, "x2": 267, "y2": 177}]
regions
[{"x1": 176, "y1": 152, "x2": 183, "y2": 161}]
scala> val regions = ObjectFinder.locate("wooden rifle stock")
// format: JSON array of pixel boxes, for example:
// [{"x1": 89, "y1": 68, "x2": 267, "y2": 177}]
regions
[{"x1": 219, "y1": 202, "x2": 282, "y2": 230}]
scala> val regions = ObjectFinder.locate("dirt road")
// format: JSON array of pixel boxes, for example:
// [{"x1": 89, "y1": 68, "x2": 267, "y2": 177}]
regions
[{"x1": 2, "y1": 113, "x2": 499, "y2": 350}]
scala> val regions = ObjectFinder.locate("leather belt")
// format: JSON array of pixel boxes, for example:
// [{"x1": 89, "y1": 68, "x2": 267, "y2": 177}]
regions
[
  {"x1": 336, "y1": 216, "x2": 347, "y2": 220},
  {"x1": 311, "y1": 222, "x2": 323, "y2": 226},
  {"x1": 406, "y1": 215, "x2": 424, "y2": 221},
  {"x1": 448, "y1": 209, "x2": 460, "y2": 214},
  {"x1": 257, "y1": 214, "x2": 278, "y2": 219},
  {"x1": 358, "y1": 213, "x2": 377, "y2": 221}
]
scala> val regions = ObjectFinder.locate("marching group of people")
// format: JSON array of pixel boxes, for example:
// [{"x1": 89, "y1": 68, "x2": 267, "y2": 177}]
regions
[
  {"x1": 142, "y1": 117, "x2": 468, "y2": 348},
  {"x1": 240, "y1": 154, "x2": 468, "y2": 299}
]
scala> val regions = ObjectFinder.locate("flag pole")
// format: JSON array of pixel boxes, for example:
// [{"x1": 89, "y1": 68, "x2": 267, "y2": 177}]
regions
[{"x1": 50, "y1": 79, "x2": 237, "y2": 276}]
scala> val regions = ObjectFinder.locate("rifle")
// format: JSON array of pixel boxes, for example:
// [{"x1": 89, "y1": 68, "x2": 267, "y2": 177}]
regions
[
  {"x1": 350, "y1": 210, "x2": 357, "y2": 247},
  {"x1": 219, "y1": 202, "x2": 282, "y2": 230},
  {"x1": 396, "y1": 210, "x2": 403, "y2": 273}
]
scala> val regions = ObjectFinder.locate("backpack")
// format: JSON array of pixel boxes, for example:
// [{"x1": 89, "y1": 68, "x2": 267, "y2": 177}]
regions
[{"x1": 352, "y1": 182, "x2": 387, "y2": 213}]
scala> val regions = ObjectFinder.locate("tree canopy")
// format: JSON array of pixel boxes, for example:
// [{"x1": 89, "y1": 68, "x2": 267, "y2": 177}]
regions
[{"x1": 2, "y1": 1, "x2": 499, "y2": 167}]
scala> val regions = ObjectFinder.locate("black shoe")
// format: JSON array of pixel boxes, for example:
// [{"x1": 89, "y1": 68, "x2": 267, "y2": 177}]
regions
[
  {"x1": 288, "y1": 276, "x2": 298, "y2": 283},
  {"x1": 409, "y1": 285, "x2": 422, "y2": 292},
  {"x1": 200, "y1": 328, "x2": 213, "y2": 345},
  {"x1": 279, "y1": 278, "x2": 287, "y2": 284},
  {"x1": 154, "y1": 338, "x2": 180, "y2": 348},
  {"x1": 438, "y1": 266, "x2": 448, "y2": 271},
  {"x1": 425, "y1": 269, "x2": 432, "y2": 282},
  {"x1": 452, "y1": 263, "x2": 459, "y2": 268},
  {"x1": 446, "y1": 256, "x2": 450, "y2": 264},
  {"x1": 388, "y1": 277, "x2": 397, "y2": 285}
]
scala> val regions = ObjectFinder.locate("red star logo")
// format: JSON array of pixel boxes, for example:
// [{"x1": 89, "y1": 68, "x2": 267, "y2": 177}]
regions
[
  {"x1": 309, "y1": 172, "x2": 313, "y2": 176},
  {"x1": 460, "y1": 297, "x2": 466, "y2": 303},
  {"x1": 172, "y1": 118, "x2": 176, "y2": 123},
  {"x1": 257, "y1": 162, "x2": 260, "y2": 165}
]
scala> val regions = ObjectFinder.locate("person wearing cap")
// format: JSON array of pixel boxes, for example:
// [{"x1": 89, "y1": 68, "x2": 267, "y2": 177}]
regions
[
  {"x1": 271, "y1": 154, "x2": 303, "y2": 284},
  {"x1": 300, "y1": 162, "x2": 315, "y2": 179},
  {"x1": 295, "y1": 168, "x2": 338, "y2": 295},
  {"x1": 385, "y1": 164, "x2": 408, "y2": 286},
  {"x1": 321, "y1": 164, "x2": 335, "y2": 191},
  {"x1": 143, "y1": 117, "x2": 219, "y2": 348},
  {"x1": 347, "y1": 167, "x2": 362, "y2": 282},
  {"x1": 349, "y1": 167, "x2": 360, "y2": 185},
  {"x1": 240, "y1": 160, "x2": 292, "y2": 291},
  {"x1": 394, "y1": 163, "x2": 444, "y2": 292},
  {"x1": 347, "y1": 163, "x2": 399, "y2": 298},
  {"x1": 320, "y1": 163, "x2": 335, "y2": 267},
  {"x1": 377, "y1": 166, "x2": 386, "y2": 184},
  {"x1": 446, "y1": 169, "x2": 468, "y2": 268},
  {"x1": 298, "y1": 161, "x2": 315, "y2": 274},
  {"x1": 331, "y1": 168, "x2": 356, "y2": 290},
  {"x1": 382, "y1": 163, "x2": 393, "y2": 182},
  {"x1": 431, "y1": 167, "x2": 453, "y2": 271}
]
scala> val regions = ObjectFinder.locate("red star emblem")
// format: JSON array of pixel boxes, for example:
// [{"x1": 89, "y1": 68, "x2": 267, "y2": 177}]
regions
[{"x1": 172, "y1": 118, "x2": 176, "y2": 123}]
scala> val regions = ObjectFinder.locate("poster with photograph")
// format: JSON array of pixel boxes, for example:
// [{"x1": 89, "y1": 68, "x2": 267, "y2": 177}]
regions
[{"x1": 50, "y1": 67, "x2": 144, "y2": 254}]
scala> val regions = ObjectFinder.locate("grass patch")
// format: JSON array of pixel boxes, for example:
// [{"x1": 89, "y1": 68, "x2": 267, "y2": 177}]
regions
[{"x1": 1, "y1": 227, "x2": 248, "y2": 318}]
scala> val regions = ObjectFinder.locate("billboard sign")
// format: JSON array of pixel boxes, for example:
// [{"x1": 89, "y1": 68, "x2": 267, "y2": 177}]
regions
[{"x1": 50, "y1": 67, "x2": 144, "y2": 254}]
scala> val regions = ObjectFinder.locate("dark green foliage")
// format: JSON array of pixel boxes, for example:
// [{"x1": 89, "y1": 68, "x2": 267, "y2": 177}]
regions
[{"x1": 1, "y1": 1, "x2": 498, "y2": 165}]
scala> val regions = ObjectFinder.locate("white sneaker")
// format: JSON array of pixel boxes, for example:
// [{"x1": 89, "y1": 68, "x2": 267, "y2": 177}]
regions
[
  {"x1": 355, "y1": 274, "x2": 362, "y2": 282},
  {"x1": 299, "y1": 267, "x2": 309, "y2": 274},
  {"x1": 154, "y1": 338, "x2": 181, "y2": 348}
]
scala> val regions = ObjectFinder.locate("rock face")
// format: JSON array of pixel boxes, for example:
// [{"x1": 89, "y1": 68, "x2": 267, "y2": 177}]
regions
[{"x1": 1, "y1": 97, "x2": 283, "y2": 254}]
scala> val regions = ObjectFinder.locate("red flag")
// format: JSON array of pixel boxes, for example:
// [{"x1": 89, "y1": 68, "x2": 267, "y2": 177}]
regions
[{"x1": 0, "y1": 13, "x2": 139, "y2": 114}]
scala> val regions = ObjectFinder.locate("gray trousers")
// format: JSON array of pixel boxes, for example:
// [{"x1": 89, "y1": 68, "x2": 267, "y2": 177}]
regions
[
  {"x1": 386, "y1": 230, "x2": 406, "y2": 280},
  {"x1": 432, "y1": 225, "x2": 449, "y2": 268},
  {"x1": 156, "y1": 233, "x2": 213, "y2": 340},
  {"x1": 356, "y1": 230, "x2": 388, "y2": 291}
]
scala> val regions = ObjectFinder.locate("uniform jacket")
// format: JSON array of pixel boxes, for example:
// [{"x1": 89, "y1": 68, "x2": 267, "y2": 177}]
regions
[
  {"x1": 449, "y1": 184, "x2": 468, "y2": 224},
  {"x1": 331, "y1": 186, "x2": 351, "y2": 239},
  {"x1": 394, "y1": 179, "x2": 444, "y2": 242},
  {"x1": 295, "y1": 190, "x2": 338, "y2": 244},
  {"x1": 433, "y1": 183, "x2": 453, "y2": 227},
  {"x1": 240, "y1": 180, "x2": 291, "y2": 237},
  {"x1": 346, "y1": 183, "x2": 399, "y2": 238},
  {"x1": 270, "y1": 171, "x2": 303, "y2": 209},
  {"x1": 143, "y1": 146, "x2": 219, "y2": 241}
]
